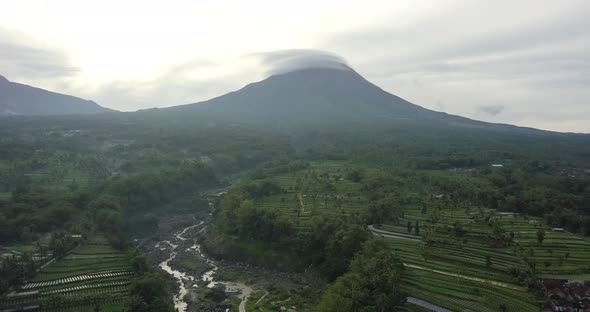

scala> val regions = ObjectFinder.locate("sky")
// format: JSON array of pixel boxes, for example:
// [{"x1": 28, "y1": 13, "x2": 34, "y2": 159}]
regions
[{"x1": 0, "y1": 0, "x2": 589, "y2": 132}]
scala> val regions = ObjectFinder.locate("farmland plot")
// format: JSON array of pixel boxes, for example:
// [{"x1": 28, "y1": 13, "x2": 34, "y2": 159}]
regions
[{"x1": 2, "y1": 236, "x2": 132, "y2": 311}]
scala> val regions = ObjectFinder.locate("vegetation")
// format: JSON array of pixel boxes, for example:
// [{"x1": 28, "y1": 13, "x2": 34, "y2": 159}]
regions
[
  {"x1": 317, "y1": 240, "x2": 406, "y2": 312},
  {"x1": 1, "y1": 110, "x2": 590, "y2": 311}
]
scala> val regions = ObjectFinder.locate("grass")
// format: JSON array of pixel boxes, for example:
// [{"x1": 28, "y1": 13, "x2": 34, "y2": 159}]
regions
[{"x1": 178, "y1": 258, "x2": 205, "y2": 271}]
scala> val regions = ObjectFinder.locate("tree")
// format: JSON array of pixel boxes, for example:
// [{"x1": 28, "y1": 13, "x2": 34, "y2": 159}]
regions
[
  {"x1": 485, "y1": 255, "x2": 492, "y2": 268},
  {"x1": 414, "y1": 221, "x2": 420, "y2": 236},
  {"x1": 421, "y1": 203, "x2": 427, "y2": 214},
  {"x1": 321, "y1": 225, "x2": 369, "y2": 280},
  {"x1": 346, "y1": 169, "x2": 363, "y2": 183},
  {"x1": 536, "y1": 229, "x2": 545, "y2": 245},
  {"x1": 131, "y1": 253, "x2": 152, "y2": 276},
  {"x1": 407, "y1": 221, "x2": 413, "y2": 233},
  {"x1": 317, "y1": 240, "x2": 406, "y2": 312},
  {"x1": 205, "y1": 284, "x2": 228, "y2": 302},
  {"x1": 127, "y1": 273, "x2": 174, "y2": 312}
]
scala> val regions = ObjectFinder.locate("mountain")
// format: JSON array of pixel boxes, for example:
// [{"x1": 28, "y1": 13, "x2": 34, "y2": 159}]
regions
[
  {"x1": 163, "y1": 67, "x2": 549, "y2": 135},
  {"x1": 0, "y1": 75, "x2": 112, "y2": 116},
  {"x1": 168, "y1": 67, "x2": 433, "y2": 124}
]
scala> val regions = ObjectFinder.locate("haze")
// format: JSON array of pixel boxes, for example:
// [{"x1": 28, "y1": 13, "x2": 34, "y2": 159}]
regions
[{"x1": 1, "y1": 0, "x2": 589, "y2": 132}]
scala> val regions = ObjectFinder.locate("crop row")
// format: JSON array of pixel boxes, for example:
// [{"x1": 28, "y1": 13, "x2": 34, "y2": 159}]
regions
[{"x1": 23, "y1": 270, "x2": 132, "y2": 289}]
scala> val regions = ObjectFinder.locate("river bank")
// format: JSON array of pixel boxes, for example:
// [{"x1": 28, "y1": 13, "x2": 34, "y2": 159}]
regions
[
  {"x1": 139, "y1": 212, "x2": 324, "y2": 312},
  {"x1": 139, "y1": 213, "x2": 248, "y2": 312}
]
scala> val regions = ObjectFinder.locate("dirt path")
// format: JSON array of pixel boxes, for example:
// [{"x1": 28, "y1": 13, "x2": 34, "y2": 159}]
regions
[
  {"x1": 238, "y1": 285, "x2": 253, "y2": 312},
  {"x1": 255, "y1": 291, "x2": 269, "y2": 305},
  {"x1": 368, "y1": 226, "x2": 519, "y2": 289},
  {"x1": 405, "y1": 263, "x2": 522, "y2": 290},
  {"x1": 367, "y1": 225, "x2": 423, "y2": 242},
  {"x1": 298, "y1": 193, "x2": 305, "y2": 213}
]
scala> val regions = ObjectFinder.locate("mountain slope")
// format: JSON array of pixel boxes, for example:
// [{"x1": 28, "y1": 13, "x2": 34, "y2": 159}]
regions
[
  {"x1": 170, "y1": 68, "x2": 434, "y2": 123},
  {"x1": 0, "y1": 75, "x2": 112, "y2": 115},
  {"x1": 163, "y1": 67, "x2": 549, "y2": 135}
]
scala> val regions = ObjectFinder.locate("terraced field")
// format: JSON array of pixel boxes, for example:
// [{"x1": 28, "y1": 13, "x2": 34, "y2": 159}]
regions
[
  {"x1": 254, "y1": 162, "x2": 369, "y2": 234},
  {"x1": 250, "y1": 163, "x2": 558, "y2": 311},
  {"x1": 376, "y1": 199, "x2": 590, "y2": 311},
  {"x1": 2, "y1": 237, "x2": 132, "y2": 311}
]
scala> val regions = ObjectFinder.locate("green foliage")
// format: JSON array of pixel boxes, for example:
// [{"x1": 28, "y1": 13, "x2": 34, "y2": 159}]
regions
[
  {"x1": 318, "y1": 240, "x2": 406, "y2": 312},
  {"x1": 204, "y1": 284, "x2": 228, "y2": 303},
  {"x1": 536, "y1": 229, "x2": 546, "y2": 245},
  {"x1": 240, "y1": 179, "x2": 285, "y2": 199},
  {"x1": 319, "y1": 225, "x2": 370, "y2": 280},
  {"x1": 219, "y1": 192, "x2": 293, "y2": 242},
  {"x1": 130, "y1": 252, "x2": 152, "y2": 276},
  {"x1": 2, "y1": 98, "x2": 590, "y2": 311},
  {"x1": 251, "y1": 159, "x2": 310, "y2": 179},
  {"x1": 346, "y1": 169, "x2": 364, "y2": 183},
  {"x1": 127, "y1": 273, "x2": 175, "y2": 312},
  {"x1": 217, "y1": 182, "x2": 369, "y2": 277}
]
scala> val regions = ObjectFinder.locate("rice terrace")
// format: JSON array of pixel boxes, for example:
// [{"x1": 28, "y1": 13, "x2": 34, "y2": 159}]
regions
[{"x1": 2, "y1": 236, "x2": 133, "y2": 311}]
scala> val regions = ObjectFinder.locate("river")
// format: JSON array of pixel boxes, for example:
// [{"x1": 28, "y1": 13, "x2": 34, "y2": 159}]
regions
[{"x1": 157, "y1": 220, "x2": 253, "y2": 312}]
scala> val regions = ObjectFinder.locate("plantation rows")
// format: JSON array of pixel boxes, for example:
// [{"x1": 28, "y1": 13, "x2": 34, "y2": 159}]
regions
[
  {"x1": 255, "y1": 162, "x2": 368, "y2": 234},
  {"x1": 5, "y1": 237, "x2": 134, "y2": 311},
  {"x1": 42, "y1": 281, "x2": 129, "y2": 295},
  {"x1": 402, "y1": 268, "x2": 540, "y2": 312},
  {"x1": 23, "y1": 270, "x2": 132, "y2": 289},
  {"x1": 386, "y1": 201, "x2": 590, "y2": 276},
  {"x1": 41, "y1": 293, "x2": 127, "y2": 312},
  {"x1": 376, "y1": 191, "x2": 590, "y2": 311}
]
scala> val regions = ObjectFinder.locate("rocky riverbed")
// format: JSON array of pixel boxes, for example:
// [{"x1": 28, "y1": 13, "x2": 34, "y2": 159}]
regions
[{"x1": 140, "y1": 214, "x2": 252, "y2": 312}]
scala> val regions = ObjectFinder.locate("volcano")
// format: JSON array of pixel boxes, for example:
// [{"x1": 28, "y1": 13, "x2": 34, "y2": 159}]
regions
[{"x1": 161, "y1": 66, "x2": 537, "y2": 134}]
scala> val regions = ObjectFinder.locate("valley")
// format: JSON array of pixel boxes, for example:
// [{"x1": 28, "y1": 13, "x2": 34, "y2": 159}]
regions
[{"x1": 2, "y1": 62, "x2": 590, "y2": 312}]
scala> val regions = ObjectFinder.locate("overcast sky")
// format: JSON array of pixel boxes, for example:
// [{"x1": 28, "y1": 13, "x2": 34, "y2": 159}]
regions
[{"x1": 1, "y1": 0, "x2": 589, "y2": 132}]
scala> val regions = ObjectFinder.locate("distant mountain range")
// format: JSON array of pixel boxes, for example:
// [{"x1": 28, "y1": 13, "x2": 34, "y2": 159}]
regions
[{"x1": 0, "y1": 75, "x2": 112, "y2": 116}]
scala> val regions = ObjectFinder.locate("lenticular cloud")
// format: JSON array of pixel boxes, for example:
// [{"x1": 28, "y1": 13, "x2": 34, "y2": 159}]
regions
[{"x1": 253, "y1": 49, "x2": 352, "y2": 76}]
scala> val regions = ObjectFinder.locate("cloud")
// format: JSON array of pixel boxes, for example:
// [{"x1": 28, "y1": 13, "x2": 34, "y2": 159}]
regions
[
  {"x1": 477, "y1": 105, "x2": 505, "y2": 116},
  {"x1": 0, "y1": 28, "x2": 78, "y2": 80},
  {"x1": 75, "y1": 57, "x2": 254, "y2": 111},
  {"x1": 317, "y1": 1, "x2": 590, "y2": 132},
  {"x1": 250, "y1": 49, "x2": 351, "y2": 76},
  {"x1": 76, "y1": 50, "x2": 353, "y2": 111}
]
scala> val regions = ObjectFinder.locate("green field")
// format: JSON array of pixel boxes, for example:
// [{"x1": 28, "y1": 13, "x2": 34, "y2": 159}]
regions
[
  {"x1": 3, "y1": 237, "x2": 132, "y2": 312},
  {"x1": 374, "y1": 196, "x2": 590, "y2": 311},
  {"x1": 253, "y1": 162, "x2": 368, "y2": 234},
  {"x1": 248, "y1": 164, "x2": 590, "y2": 311}
]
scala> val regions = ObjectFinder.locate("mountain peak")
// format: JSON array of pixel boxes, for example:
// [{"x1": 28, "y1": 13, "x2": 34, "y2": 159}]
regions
[{"x1": 166, "y1": 62, "x2": 438, "y2": 127}]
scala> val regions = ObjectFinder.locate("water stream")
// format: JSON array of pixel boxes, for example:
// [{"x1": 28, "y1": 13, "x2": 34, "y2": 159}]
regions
[{"x1": 157, "y1": 221, "x2": 252, "y2": 312}]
